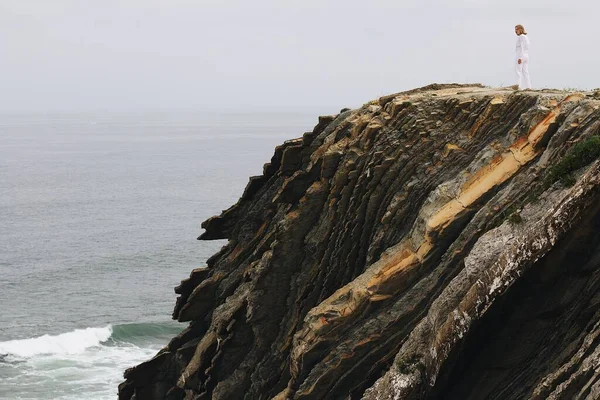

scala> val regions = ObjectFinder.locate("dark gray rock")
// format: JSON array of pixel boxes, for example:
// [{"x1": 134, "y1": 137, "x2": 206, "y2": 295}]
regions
[{"x1": 119, "y1": 84, "x2": 600, "y2": 400}]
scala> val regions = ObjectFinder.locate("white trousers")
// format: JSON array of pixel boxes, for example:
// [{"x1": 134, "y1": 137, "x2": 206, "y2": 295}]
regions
[{"x1": 516, "y1": 57, "x2": 531, "y2": 89}]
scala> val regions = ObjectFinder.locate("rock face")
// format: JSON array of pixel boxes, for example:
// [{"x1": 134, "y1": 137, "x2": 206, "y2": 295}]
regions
[{"x1": 119, "y1": 84, "x2": 600, "y2": 400}]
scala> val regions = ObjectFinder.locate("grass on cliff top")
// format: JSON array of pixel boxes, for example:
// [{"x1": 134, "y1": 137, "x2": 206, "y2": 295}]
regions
[
  {"x1": 543, "y1": 135, "x2": 600, "y2": 188},
  {"x1": 519, "y1": 135, "x2": 600, "y2": 215}
]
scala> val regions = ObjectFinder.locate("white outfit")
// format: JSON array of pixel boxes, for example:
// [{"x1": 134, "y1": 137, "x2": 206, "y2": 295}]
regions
[{"x1": 515, "y1": 34, "x2": 531, "y2": 89}]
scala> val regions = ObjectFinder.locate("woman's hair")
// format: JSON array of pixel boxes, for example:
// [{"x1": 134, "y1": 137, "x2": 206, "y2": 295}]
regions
[{"x1": 516, "y1": 24, "x2": 528, "y2": 34}]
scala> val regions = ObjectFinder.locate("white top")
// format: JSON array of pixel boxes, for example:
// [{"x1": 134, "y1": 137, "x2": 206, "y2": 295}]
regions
[{"x1": 516, "y1": 34, "x2": 530, "y2": 60}]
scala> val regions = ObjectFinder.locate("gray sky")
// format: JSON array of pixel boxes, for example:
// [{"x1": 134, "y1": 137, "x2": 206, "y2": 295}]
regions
[{"x1": 1, "y1": 0, "x2": 598, "y2": 112}]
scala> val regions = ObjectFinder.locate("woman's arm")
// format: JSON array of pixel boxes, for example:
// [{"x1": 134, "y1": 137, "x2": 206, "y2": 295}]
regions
[{"x1": 517, "y1": 36, "x2": 527, "y2": 63}]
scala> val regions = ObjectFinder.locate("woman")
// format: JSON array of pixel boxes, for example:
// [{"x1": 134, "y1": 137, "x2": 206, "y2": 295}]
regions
[{"x1": 515, "y1": 24, "x2": 531, "y2": 89}]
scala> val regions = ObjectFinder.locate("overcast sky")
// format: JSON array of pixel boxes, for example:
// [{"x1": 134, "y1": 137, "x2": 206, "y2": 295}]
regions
[{"x1": 1, "y1": 0, "x2": 598, "y2": 112}]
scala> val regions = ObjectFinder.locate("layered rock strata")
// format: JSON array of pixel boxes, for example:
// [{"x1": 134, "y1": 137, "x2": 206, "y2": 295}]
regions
[{"x1": 119, "y1": 84, "x2": 600, "y2": 400}]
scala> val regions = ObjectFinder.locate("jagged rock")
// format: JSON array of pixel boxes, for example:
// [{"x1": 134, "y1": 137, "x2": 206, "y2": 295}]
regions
[{"x1": 119, "y1": 84, "x2": 600, "y2": 400}]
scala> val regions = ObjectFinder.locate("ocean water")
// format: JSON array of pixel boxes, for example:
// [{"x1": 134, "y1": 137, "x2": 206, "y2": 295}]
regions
[{"x1": 0, "y1": 110, "x2": 321, "y2": 399}]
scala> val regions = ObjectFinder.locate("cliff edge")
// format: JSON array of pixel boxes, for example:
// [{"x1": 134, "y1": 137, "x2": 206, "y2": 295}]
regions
[{"x1": 119, "y1": 84, "x2": 600, "y2": 400}]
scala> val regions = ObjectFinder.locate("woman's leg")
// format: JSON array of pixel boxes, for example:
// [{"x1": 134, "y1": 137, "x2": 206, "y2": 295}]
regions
[
  {"x1": 515, "y1": 61, "x2": 523, "y2": 88},
  {"x1": 522, "y1": 59, "x2": 532, "y2": 89}
]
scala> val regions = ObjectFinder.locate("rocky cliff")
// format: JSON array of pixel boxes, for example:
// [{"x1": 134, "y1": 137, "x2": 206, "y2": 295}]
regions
[{"x1": 119, "y1": 84, "x2": 600, "y2": 400}]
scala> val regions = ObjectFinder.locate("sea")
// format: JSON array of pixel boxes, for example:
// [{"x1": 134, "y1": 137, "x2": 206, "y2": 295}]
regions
[{"x1": 0, "y1": 109, "x2": 323, "y2": 399}]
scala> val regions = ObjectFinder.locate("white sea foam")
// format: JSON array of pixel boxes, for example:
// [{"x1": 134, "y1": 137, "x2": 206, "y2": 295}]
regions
[
  {"x1": 0, "y1": 324, "x2": 163, "y2": 400},
  {"x1": 0, "y1": 326, "x2": 113, "y2": 357}
]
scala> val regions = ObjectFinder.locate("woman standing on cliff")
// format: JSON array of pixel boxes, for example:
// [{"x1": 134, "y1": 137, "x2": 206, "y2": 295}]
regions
[{"x1": 515, "y1": 24, "x2": 532, "y2": 89}]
